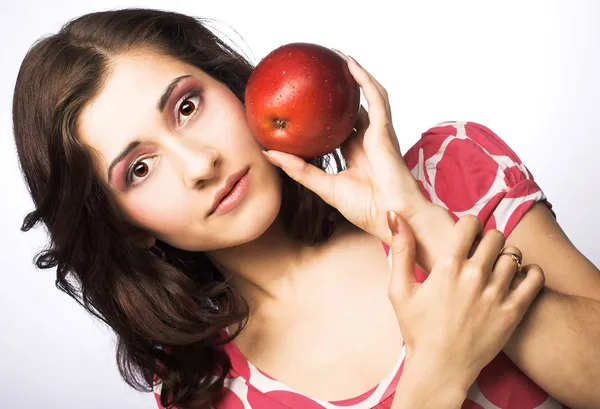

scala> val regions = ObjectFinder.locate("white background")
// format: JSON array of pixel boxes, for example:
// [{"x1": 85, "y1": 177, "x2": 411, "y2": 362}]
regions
[{"x1": 1, "y1": 1, "x2": 599, "y2": 408}]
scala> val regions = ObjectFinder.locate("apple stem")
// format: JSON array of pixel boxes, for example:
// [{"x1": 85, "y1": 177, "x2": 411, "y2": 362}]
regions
[{"x1": 274, "y1": 118, "x2": 287, "y2": 129}]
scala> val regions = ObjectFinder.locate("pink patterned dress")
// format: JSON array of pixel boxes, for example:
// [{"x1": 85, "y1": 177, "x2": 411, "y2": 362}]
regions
[{"x1": 154, "y1": 121, "x2": 567, "y2": 409}]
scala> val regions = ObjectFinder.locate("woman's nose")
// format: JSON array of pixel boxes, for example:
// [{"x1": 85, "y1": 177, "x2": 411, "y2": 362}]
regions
[{"x1": 180, "y1": 147, "x2": 221, "y2": 189}]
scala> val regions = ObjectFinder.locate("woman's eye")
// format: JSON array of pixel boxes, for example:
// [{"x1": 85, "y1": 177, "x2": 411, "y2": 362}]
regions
[
  {"x1": 127, "y1": 157, "x2": 157, "y2": 186},
  {"x1": 178, "y1": 94, "x2": 200, "y2": 125}
]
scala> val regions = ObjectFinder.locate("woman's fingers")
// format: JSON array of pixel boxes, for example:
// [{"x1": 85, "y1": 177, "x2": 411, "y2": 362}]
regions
[
  {"x1": 340, "y1": 106, "x2": 369, "y2": 164},
  {"x1": 469, "y1": 230, "x2": 543, "y2": 310},
  {"x1": 262, "y1": 150, "x2": 336, "y2": 206},
  {"x1": 356, "y1": 105, "x2": 370, "y2": 134},
  {"x1": 333, "y1": 49, "x2": 403, "y2": 158},
  {"x1": 350, "y1": 60, "x2": 402, "y2": 154},
  {"x1": 489, "y1": 246, "x2": 522, "y2": 296},
  {"x1": 470, "y1": 229, "x2": 505, "y2": 272},
  {"x1": 445, "y1": 215, "x2": 483, "y2": 261},
  {"x1": 364, "y1": 68, "x2": 392, "y2": 119},
  {"x1": 344, "y1": 55, "x2": 389, "y2": 130},
  {"x1": 333, "y1": 49, "x2": 391, "y2": 119},
  {"x1": 387, "y1": 210, "x2": 418, "y2": 306},
  {"x1": 507, "y1": 264, "x2": 545, "y2": 310}
]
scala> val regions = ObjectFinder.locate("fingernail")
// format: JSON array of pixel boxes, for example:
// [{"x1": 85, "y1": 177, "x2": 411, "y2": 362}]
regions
[
  {"x1": 262, "y1": 150, "x2": 281, "y2": 167},
  {"x1": 387, "y1": 210, "x2": 400, "y2": 235},
  {"x1": 331, "y1": 48, "x2": 348, "y2": 60},
  {"x1": 347, "y1": 55, "x2": 360, "y2": 66}
]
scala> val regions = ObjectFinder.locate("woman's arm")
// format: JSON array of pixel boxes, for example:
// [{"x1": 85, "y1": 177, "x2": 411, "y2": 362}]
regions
[
  {"x1": 501, "y1": 202, "x2": 600, "y2": 408},
  {"x1": 385, "y1": 212, "x2": 544, "y2": 409},
  {"x1": 389, "y1": 120, "x2": 600, "y2": 408},
  {"x1": 261, "y1": 50, "x2": 599, "y2": 406},
  {"x1": 408, "y1": 198, "x2": 600, "y2": 409}
]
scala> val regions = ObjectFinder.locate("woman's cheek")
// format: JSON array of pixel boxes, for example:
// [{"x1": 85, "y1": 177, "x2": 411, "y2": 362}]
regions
[{"x1": 125, "y1": 186, "x2": 187, "y2": 232}]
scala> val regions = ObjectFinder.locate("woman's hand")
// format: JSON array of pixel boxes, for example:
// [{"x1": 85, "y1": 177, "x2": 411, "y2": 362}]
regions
[
  {"x1": 262, "y1": 50, "x2": 427, "y2": 244},
  {"x1": 387, "y1": 211, "x2": 545, "y2": 405}
]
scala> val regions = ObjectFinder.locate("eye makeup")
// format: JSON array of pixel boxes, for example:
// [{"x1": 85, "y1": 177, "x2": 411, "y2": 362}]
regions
[
  {"x1": 165, "y1": 77, "x2": 204, "y2": 128},
  {"x1": 108, "y1": 76, "x2": 205, "y2": 191},
  {"x1": 173, "y1": 88, "x2": 203, "y2": 128},
  {"x1": 111, "y1": 144, "x2": 158, "y2": 191},
  {"x1": 124, "y1": 155, "x2": 159, "y2": 188}
]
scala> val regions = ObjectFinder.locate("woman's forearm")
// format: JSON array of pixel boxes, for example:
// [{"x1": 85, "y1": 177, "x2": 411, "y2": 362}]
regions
[
  {"x1": 503, "y1": 289, "x2": 600, "y2": 408},
  {"x1": 403, "y1": 201, "x2": 600, "y2": 407}
]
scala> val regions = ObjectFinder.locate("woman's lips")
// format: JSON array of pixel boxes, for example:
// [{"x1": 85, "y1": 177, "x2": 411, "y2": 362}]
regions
[{"x1": 209, "y1": 167, "x2": 251, "y2": 216}]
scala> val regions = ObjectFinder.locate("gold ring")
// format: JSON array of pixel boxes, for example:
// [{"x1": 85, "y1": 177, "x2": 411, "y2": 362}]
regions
[{"x1": 499, "y1": 251, "x2": 522, "y2": 272}]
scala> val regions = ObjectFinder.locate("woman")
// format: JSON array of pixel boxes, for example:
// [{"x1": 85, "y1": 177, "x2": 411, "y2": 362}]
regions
[{"x1": 12, "y1": 8, "x2": 600, "y2": 409}]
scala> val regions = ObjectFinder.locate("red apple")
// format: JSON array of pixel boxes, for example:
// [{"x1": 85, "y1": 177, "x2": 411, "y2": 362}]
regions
[{"x1": 245, "y1": 42, "x2": 360, "y2": 159}]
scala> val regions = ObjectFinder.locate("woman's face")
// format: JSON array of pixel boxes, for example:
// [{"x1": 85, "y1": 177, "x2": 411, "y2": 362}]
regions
[{"x1": 78, "y1": 49, "x2": 283, "y2": 251}]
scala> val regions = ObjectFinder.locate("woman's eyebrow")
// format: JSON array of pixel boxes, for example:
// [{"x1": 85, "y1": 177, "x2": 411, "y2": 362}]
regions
[
  {"x1": 106, "y1": 74, "x2": 194, "y2": 182},
  {"x1": 156, "y1": 74, "x2": 192, "y2": 112},
  {"x1": 108, "y1": 140, "x2": 141, "y2": 182}
]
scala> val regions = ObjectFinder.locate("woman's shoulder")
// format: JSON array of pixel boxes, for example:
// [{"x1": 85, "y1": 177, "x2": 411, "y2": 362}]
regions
[
  {"x1": 403, "y1": 120, "x2": 552, "y2": 236},
  {"x1": 404, "y1": 120, "x2": 531, "y2": 183}
]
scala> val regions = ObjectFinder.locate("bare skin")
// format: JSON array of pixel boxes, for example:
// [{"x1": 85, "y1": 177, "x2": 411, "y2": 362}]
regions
[
  {"x1": 78, "y1": 48, "x2": 404, "y2": 401},
  {"x1": 229, "y1": 220, "x2": 404, "y2": 400},
  {"x1": 77, "y1": 46, "x2": 563, "y2": 407}
]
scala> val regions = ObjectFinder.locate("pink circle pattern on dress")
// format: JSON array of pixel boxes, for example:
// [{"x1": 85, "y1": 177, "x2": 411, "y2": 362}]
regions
[{"x1": 153, "y1": 121, "x2": 567, "y2": 409}]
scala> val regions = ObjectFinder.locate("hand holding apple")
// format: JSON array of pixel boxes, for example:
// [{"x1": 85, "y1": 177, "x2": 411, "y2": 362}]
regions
[{"x1": 258, "y1": 48, "x2": 430, "y2": 245}]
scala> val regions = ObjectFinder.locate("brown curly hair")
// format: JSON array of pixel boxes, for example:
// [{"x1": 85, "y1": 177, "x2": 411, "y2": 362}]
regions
[{"x1": 12, "y1": 8, "x2": 346, "y2": 409}]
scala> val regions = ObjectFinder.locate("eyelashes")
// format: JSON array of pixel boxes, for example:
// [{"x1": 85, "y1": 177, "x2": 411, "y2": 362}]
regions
[
  {"x1": 125, "y1": 156, "x2": 158, "y2": 188},
  {"x1": 123, "y1": 87, "x2": 203, "y2": 189},
  {"x1": 175, "y1": 89, "x2": 202, "y2": 127}
]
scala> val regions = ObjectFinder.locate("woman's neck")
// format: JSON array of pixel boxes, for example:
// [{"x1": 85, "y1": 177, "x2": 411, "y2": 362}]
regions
[{"x1": 205, "y1": 216, "x2": 354, "y2": 306}]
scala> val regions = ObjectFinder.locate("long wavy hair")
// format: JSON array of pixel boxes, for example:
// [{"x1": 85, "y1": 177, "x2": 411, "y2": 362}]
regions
[{"x1": 12, "y1": 8, "x2": 345, "y2": 408}]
